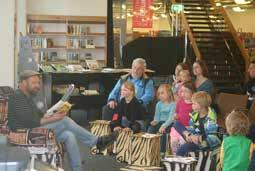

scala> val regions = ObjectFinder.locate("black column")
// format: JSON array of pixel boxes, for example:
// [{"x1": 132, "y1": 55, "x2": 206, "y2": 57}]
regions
[{"x1": 107, "y1": 0, "x2": 114, "y2": 67}]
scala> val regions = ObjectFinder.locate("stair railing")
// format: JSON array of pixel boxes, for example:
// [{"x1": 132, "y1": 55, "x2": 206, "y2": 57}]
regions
[
  {"x1": 171, "y1": 0, "x2": 202, "y2": 60},
  {"x1": 220, "y1": 7, "x2": 249, "y2": 72},
  {"x1": 204, "y1": 1, "x2": 247, "y2": 82}
]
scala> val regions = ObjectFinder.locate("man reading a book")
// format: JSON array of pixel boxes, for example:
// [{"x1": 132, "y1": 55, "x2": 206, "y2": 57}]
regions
[{"x1": 8, "y1": 70, "x2": 116, "y2": 171}]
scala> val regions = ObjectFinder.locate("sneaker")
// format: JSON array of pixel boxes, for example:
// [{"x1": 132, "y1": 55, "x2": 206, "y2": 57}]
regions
[{"x1": 96, "y1": 132, "x2": 118, "y2": 151}]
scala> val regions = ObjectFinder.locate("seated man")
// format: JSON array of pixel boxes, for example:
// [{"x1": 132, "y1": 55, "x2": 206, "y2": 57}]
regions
[
  {"x1": 8, "y1": 70, "x2": 116, "y2": 171},
  {"x1": 102, "y1": 58, "x2": 155, "y2": 124}
]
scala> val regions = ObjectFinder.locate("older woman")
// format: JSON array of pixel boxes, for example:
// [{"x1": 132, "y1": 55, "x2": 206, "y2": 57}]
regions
[{"x1": 192, "y1": 60, "x2": 214, "y2": 96}]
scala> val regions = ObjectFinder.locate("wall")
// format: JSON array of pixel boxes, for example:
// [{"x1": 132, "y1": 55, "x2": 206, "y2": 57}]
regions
[
  {"x1": 27, "y1": 0, "x2": 107, "y2": 16},
  {"x1": 226, "y1": 8, "x2": 255, "y2": 33},
  {"x1": 0, "y1": 0, "x2": 15, "y2": 87}
]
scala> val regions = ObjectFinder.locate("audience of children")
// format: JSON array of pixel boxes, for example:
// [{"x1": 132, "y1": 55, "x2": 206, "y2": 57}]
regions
[
  {"x1": 147, "y1": 84, "x2": 176, "y2": 154},
  {"x1": 110, "y1": 81, "x2": 145, "y2": 133},
  {"x1": 170, "y1": 81, "x2": 195, "y2": 154},
  {"x1": 244, "y1": 61, "x2": 255, "y2": 109},
  {"x1": 220, "y1": 110, "x2": 253, "y2": 171},
  {"x1": 105, "y1": 61, "x2": 255, "y2": 170},
  {"x1": 172, "y1": 91, "x2": 221, "y2": 156}
]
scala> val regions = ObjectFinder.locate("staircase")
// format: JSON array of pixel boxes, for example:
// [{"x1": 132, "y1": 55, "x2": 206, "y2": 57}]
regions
[{"x1": 176, "y1": 0, "x2": 247, "y2": 91}]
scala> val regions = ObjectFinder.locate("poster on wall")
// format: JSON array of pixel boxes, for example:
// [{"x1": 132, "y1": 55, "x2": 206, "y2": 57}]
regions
[{"x1": 132, "y1": 0, "x2": 153, "y2": 28}]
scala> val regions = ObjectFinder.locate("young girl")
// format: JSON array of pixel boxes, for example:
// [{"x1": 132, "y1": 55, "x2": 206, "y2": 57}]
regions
[
  {"x1": 220, "y1": 110, "x2": 253, "y2": 171},
  {"x1": 170, "y1": 81, "x2": 195, "y2": 154},
  {"x1": 172, "y1": 91, "x2": 221, "y2": 156},
  {"x1": 166, "y1": 62, "x2": 190, "y2": 85},
  {"x1": 147, "y1": 84, "x2": 176, "y2": 154},
  {"x1": 110, "y1": 81, "x2": 145, "y2": 133}
]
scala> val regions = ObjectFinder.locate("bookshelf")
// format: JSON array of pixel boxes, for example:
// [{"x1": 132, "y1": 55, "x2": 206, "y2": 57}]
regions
[{"x1": 27, "y1": 14, "x2": 107, "y2": 70}]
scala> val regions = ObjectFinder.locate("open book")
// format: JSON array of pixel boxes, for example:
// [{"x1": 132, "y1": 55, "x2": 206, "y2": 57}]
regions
[{"x1": 46, "y1": 84, "x2": 74, "y2": 115}]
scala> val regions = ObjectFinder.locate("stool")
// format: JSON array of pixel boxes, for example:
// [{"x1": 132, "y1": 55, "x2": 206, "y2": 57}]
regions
[
  {"x1": 161, "y1": 156, "x2": 196, "y2": 171},
  {"x1": 129, "y1": 133, "x2": 161, "y2": 167},
  {"x1": 90, "y1": 120, "x2": 112, "y2": 155},
  {"x1": 113, "y1": 129, "x2": 133, "y2": 163}
]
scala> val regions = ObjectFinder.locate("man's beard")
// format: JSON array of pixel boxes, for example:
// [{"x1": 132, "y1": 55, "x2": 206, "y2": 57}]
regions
[{"x1": 27, "y1": 88, "x2": 39, "y2": 96}]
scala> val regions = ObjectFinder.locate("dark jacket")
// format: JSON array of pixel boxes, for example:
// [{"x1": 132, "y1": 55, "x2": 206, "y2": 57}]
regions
[{"x1": 110, "y1": 97, "x2": 145, "y2": 129}]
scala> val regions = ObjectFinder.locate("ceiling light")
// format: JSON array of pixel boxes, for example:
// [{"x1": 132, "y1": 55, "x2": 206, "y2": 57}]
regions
[
  {"x1": 234, "y1": 0, "x2": 251, "y2": 4},
  {"x1": 149, "y1": 3, "x2": 163, "y2": 11},
  {"x1": 127, "y1": 13, "x2": 133, "y2": 17},
  {"x1": 232, "y1": 6, "x2": 246, "y2": 12},
  {"x1": 153, "y1": 15, "x2": 159, "y2": 20},
  {"x1": 216, "y1": 2, "x2": 222, "y2": 6},
  {"x1": 209, "y1": 15, "x2": 217, "y2": 18},
  {"x1": 161, "y1": 13, "x2": 167, "y2": 18},
  {"x1": 121, "y1": 4, "x2": 126, "y2": 10}
]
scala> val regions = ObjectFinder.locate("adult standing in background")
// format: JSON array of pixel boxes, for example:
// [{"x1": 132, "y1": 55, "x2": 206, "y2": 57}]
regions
[{"x1": 101, "y1": 58, "x2": 155, "y2": 125}]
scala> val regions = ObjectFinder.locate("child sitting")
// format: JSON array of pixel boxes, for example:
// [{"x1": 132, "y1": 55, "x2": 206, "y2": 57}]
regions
[
  {"x1": 110, "y1": 81, "x2": 145, "y2": 133},
  {"x1": 147, "y1": 84, "x2": 176, "y2": 154},
  {"x1": 170, "y1": 81, "x2": 195, "y2": 154},
  {"x1": 173, "y1": 70, "x2": 192, "y2": 101},
  {"x1": 166, "y1": 62, "x2": 189, "y2": 85},
  {"x1": 220, "y1": 110, "x2": 253, "y2": 171},
  {"x1": 173, "y1": 91, "x2": 221, "y2": 156}
]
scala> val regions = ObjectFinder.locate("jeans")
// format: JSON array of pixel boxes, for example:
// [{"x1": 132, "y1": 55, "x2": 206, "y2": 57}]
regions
[
  {"x1": 147, "y1": 121, "x2": 170, "y2": 153},
  {"x1": 173, "y1": 121, "x2": 200, "y2": 156},
  {"x1": 43, "y1": 116, "x2": 98, "y2": 171}
]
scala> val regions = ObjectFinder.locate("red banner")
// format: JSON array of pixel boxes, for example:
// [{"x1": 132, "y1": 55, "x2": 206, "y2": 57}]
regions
[{"x1": 132, "y1": 0, "x2": 153, "y2": 28}]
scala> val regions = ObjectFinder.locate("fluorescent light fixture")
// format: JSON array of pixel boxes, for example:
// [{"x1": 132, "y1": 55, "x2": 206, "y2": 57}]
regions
[{"x1": 232, "y1": 6, "x2": 246, "y2": 12}]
